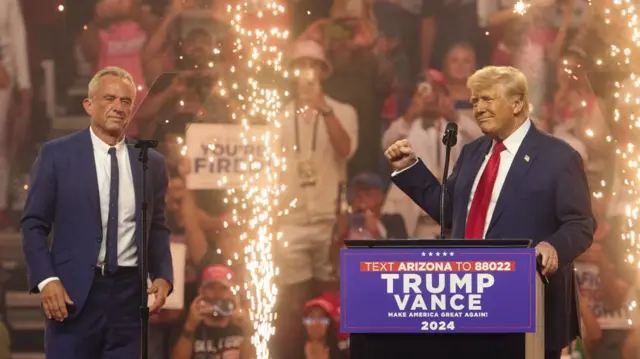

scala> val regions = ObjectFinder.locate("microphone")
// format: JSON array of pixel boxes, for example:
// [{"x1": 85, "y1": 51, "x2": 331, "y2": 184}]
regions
[
  {"x1": 442, "y1": 122, "x2": 458, "y2": 147},
  {"x1": 439, "y1": 122, "x2": 458, "y2": 239}
]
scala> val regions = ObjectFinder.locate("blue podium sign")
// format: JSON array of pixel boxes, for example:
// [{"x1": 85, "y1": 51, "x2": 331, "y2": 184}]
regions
[{"x1": 340, "y1": 247, "x2": 537, "y2": 334}]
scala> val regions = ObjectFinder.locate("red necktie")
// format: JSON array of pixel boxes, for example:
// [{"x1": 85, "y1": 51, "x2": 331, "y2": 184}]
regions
[{"x1": 464, "y1": 141, "x2": 506, "y2": 239}]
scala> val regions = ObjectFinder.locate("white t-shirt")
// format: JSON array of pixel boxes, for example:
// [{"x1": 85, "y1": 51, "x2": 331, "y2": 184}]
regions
[
  {"x1": 278, "y1": 95, "x2": 359, "y2": 225},
  {"x1": 575, "y1": 262, "x2": 632, "y2": 330}
]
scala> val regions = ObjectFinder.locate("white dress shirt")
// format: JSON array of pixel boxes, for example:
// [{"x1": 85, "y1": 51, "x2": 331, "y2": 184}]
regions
[
  {"x1": 393, "y1": 119, "x2": 531, "y2": 238},
  {"x1": 38, "y1": 127, "x2": 138, "y2": 291},
  {"x1": 466, "y1": 119, "x2": 531, "y2": 237}
]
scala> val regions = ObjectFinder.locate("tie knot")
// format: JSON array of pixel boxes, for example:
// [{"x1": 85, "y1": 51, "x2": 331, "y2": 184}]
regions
[
  {"x1": 108, "y1": 147, "x2": 116, "y2": 156},
  {"x1": 492, "y1": 141, "x2": 506, "y2": 155}
]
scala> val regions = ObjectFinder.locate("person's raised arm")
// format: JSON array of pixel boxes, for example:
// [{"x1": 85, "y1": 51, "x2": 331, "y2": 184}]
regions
[{"x1": 387, "y1": 140, "x2": 467, "y2": 229}]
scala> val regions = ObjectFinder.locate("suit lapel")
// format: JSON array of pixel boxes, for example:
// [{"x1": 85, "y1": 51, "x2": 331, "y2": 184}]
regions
[
  {"x1": 486, "y1": 126, "x2": 539, "y2": 234},
  {"x1": 126, "y1": 141, "x2": 143, "y2": 244},
  {"x1": 79, "y1": 129, "x2": 102, "y2": 224}
]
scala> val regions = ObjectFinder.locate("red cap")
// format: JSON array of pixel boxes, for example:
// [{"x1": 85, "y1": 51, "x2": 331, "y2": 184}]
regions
[
  {"x1": 304, "y1": 292, "x2": 340, "y2": 322},
  {"x1": 201, "y1": 265, "x2": 235, "y2": 287}
]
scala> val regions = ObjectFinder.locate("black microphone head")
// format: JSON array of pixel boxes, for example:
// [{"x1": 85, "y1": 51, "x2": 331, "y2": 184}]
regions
[{"x1": 442, "y1": 122, "x2": 458, "y2": 146}]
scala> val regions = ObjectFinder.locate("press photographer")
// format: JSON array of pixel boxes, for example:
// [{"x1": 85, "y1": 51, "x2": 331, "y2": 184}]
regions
[
  {"x1": 172, "y1": 265, "x2": 250, "y2": 359},
  {"x1": 272, "y1": 39, "x2": 358, "y2": 359}
]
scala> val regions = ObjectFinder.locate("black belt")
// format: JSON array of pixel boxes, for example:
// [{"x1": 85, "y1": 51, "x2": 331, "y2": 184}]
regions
[{"x1": 94, "y1": 264, "x2": 138, "y2": 277}]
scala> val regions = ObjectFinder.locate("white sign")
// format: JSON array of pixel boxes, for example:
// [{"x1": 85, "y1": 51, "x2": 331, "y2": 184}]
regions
[
  {"x1": 185, "y1": 123, "x2": 275, "y2": 190},
  {"x1": 148, "y1": 239, "x2": 187, "y2": 310}
]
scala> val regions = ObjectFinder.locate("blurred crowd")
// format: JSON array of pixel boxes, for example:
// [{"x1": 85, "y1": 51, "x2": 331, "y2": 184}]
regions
[{"x1": 0, "y1": 0, "x2": 640, "y2": 358}]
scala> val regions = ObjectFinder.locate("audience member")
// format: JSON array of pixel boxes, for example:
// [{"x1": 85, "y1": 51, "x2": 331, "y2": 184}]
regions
[
  {"x1": 442, "y1": 42, "x2": 477, "y2": 118},
  {"x1": 302, "y1": 295, "x2": 342, "y2": 359},
  {"x1": 0, "y1": 0, "x2": 30, "y2": 229},
  {"x1": 299, "y1": 0, "x2": 394, "y2": 177},
  {"x1": 381, "y1": 68, "x2": 481, "y2": 238},
  {"x1": 273, "y1": 39, "x2": 357, "y2": 359},
  {"x1": 172, "y1": 265, "x2": 250, "y2": 359}
]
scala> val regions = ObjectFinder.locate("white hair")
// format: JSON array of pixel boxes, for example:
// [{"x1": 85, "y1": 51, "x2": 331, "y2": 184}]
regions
[{"x1": 87, "y1": 66, "x2": 136, "y2": 97}]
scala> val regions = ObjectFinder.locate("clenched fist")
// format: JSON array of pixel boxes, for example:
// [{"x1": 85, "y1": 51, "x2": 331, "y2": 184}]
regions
[{"x1": 384, "y1": 139, "x2": 417, "y2": 171}]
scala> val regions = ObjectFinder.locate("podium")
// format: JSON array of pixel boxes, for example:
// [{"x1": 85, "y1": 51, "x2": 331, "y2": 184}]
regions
[{"x1": 340, "y1": 239, "x2": 546, "y2": 359}]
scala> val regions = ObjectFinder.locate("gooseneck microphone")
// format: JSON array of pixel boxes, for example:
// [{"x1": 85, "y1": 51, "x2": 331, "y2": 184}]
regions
[
  {"x1": 442, "y1": 122, "x2": 458, "y2": 147},
  {"x1": 439, "y1": 122, "x2": 458, "y2": 239}
]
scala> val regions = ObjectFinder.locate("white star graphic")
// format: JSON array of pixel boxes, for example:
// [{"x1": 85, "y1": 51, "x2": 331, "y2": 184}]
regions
[
  {"x1": 421, "y1": 252, "x2": 426, "y2": 256},
  {"x1": 436, "y1": 252, "x2": 441, "y2": 256},
  {"x1": 449, "y1": 252, "x2": 454, "y2": 256},
  {"x1": 442, "y1": 252, "x2": 448, "y2": 257},
  {"x1": 428, "y1": 252, "x2": 433, "y2": 256}
]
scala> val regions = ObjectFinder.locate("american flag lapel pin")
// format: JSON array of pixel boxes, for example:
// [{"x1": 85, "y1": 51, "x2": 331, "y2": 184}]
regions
[{"x1": 524, "y1": 155, "x2": 530, "y2": 162}]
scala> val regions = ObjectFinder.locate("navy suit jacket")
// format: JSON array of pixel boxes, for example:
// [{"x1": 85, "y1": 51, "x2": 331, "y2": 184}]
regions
[
  {"x1": 21, "y1": 129, "x2": 173, "y2": 318},
  {"x1": 392, "y1": 124, "x2": 594, "y2": 351}
]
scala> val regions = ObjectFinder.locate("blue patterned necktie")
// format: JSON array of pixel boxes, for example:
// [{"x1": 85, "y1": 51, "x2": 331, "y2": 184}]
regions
[{"x1": 105, "y1": 147, "x2": 119, "y2": 274}]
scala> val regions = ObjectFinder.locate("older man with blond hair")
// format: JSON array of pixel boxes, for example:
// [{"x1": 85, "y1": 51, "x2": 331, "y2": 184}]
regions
[
  {"x1": 21, "y1": 66, "x2": 173, "y2": 359},
  {"x1": 385, "y1": 66, "x2": 595, "y2": 359}
]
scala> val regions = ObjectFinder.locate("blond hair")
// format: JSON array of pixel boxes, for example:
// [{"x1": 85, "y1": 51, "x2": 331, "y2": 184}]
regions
[
  {"x1": 88, "y1": 66, "x2": 136, "y2": 97},
  {"x1": 467, "y1": 66, "x2": 529, "y2": 114}
]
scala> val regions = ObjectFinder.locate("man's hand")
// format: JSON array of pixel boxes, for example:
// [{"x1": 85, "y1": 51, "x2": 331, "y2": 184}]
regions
[
  {"x1": 438, "y1": 96, "x2": 458, "y2": 122},
  {"x1": 40, "y1": 280, "x2": 74, "y2": 321},
  {"x1": 403, "y1": 91, "x2": 426, "y2": 123},
  {"x1": 307, "y1": 79, "x2": 331, "y2": 113},
  {"x1": 148, "y1": 278, "x2": 171, "y2": 315},
  {"x1": 535, "y1": 241, "x2": 559, "y2": 276},
  {"x1": 384, "y1": 139, "x2": 417, "y2": 171},
  {"x1": 364, "y1": 209, "x2": 382, "y2": 239},
  {"x1": 184, "y1": 295, "x2": 208, "y2": 329}
]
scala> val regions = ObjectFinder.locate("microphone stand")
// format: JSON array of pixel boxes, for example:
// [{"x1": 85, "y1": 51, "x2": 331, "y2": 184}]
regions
[
  {"x1": 135, "y1": 139, "x2": 158, "y2": 359},
  {"x1": 439, "y1": 126, "x2": 457, "y2": 239}
]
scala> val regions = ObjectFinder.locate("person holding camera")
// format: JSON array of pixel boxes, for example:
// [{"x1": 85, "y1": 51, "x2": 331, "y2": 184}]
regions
[
  {"x1": 273, "y1": 39, "x2": 358, "y2": 359},
  {"x1": 381, "y1": 68, "x2": 482, "y2": 238},
  {"x1": 172, "y1": 265, "x2": 250, "y2": 359}
]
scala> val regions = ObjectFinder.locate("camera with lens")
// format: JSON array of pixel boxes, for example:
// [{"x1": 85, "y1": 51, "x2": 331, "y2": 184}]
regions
[{"x1": 204, "y1": 298, "x2": 236, "y2": 318}]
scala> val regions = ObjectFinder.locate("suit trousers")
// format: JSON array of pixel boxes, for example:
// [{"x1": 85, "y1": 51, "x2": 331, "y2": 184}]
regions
[
  {"x1": 45, "y1": 269, "x2": 141, "y2": 359},
  {"x1": 546, "y1": 350, "x2": 560, "y2": 359}
]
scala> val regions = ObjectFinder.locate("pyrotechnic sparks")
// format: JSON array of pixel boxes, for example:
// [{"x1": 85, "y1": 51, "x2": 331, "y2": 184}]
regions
[
  {"x1": 602, "y1": 0, "x2": 640, "y2": 273},
  {"x1": 224, "y1": 2, "x2": 287, "y2": 358}
]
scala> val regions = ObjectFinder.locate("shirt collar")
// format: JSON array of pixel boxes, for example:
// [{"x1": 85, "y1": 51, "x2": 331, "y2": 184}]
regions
[
  {"x1": 89, "y1": 126, "x2": 126, "y2": 154},
  {"x1": 499, "y1": 118, "x2": 531, "y2": 155}
]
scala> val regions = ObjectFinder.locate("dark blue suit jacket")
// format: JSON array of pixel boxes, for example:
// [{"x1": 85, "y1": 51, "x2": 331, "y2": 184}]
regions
[
  {"x1": 392, "y1": 124, "x2": 594, "y2": 351},
  {"x1": 21, "y1": 129, "x2": 173, "y2": 318}
]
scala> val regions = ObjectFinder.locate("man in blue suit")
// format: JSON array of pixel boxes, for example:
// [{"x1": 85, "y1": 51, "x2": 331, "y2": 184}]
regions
[
  {"x1": 384, "y1": 66, "x2": 594, "y2": 359},
  {"x1": 21, "y1": 66, "x2": 173, "y2": 359}
]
